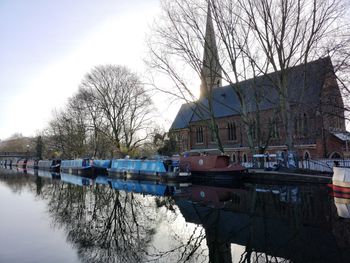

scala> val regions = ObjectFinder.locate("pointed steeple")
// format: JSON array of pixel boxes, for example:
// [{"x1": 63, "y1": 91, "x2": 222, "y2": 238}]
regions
[{"x1": 200, "y1": 2, "x2": 222, "y2": 98}]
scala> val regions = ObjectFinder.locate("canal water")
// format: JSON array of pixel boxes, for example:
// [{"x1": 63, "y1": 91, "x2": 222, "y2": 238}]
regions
[{"x1": 0, "y1": 167, "x2": 350, "y2": 263}]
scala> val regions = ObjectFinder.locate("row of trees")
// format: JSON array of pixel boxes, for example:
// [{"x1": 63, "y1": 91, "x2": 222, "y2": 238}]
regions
[{"x1": 147, "y1": 0, "x2": 350, "y2": 154}]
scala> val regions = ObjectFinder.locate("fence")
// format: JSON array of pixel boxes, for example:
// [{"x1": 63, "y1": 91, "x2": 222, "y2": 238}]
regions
[{"x1": 241, "y1": 158, "x2": 350, "y2": 173}]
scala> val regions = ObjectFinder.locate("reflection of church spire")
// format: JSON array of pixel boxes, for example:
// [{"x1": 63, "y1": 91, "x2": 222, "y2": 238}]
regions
[{"x1": 200, "y1": 2, "x2": 222, "y2": 98}]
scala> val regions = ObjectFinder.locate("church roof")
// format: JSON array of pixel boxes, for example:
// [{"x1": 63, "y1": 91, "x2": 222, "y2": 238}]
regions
[{"x1": 170, "y1": 57, "x2": 333, "y2": 130}]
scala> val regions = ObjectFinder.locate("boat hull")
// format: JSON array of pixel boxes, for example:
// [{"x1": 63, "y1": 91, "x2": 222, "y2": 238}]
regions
[{"x1": 61, "y1": 167, "x2": 94, "y2": 178}]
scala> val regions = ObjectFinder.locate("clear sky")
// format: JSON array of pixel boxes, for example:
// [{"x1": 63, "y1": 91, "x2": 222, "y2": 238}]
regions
[{"x1": 0, "y1": 0, "x2": 179, "y2": 140}]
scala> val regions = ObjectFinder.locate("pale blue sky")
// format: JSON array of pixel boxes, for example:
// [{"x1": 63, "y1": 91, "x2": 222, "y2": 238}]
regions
[{"x1": 0, "y1": 0, "x2": 167, "y2": 140}]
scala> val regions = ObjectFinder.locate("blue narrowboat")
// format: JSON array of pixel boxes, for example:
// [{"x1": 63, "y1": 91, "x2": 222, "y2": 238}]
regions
[
  {"x1": 60, "y1": 158, "x2": 93, "y2": 177},
  {"x1": 38, "y1": 159, "x2": 61, "y2": 173},
  {"x1": 91, "y1": 159, "x2": 111, "y2": 175},
  {"x1": 107, "y1": 158, "x2": 191, "y2": 182},
  {"x1": 108, "y1": 179, "x2": 175, "y2": 196}
]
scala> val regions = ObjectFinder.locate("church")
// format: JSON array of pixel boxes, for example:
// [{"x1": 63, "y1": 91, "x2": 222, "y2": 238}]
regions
[{"x1": 169, "y1": 5, "x2": 349, "y2": 161}]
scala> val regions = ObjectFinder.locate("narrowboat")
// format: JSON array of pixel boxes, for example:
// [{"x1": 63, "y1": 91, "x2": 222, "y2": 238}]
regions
[
  {"x1": 180, "y1": 154, "x2": 246, "y2": 181},
  {"x1": 107, "y1": 158, "x2": 191, "y2": 182},
  {"x1": 17, "y1": 159, "x2": 27, "y2": 169},
  {"x1": 108, "y1": 178, "x2": 175, "y2": 196},
  {"x1": 60, "y1": 159, "x2": 93, "y2": 177},
  {"x1": 91, "y1": 159, "x2": 111, "y2": 175},
  {"x1": 38, "y1": 159, "x2": 61, "y2": 173},
  {"x1": 26, "y1": 159, "x2": 39, "y2": 169}
]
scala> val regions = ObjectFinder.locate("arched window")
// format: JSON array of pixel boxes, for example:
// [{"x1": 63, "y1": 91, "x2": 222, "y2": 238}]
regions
[
  {"x1": 196, "y1": 126, "x2": 203, "y2": 143},
  {"x1": 303, "y1": 113, "x2": 308, "y2": 136},
  {"x1": 231, "y1": 153, "x2": 237, "y2": 163},
  {"x1": 243, "y1": 153, "x2": 248, "y2": 163},
  {"x1": 269, "y1": 118, "x2": 279, "y2": 138},
  {"x1": 330, "y1": 152, "x2": 342, "y2": 159},
  {"x1": 227, "y1": 121, "x2": 237, "y2": 141}
]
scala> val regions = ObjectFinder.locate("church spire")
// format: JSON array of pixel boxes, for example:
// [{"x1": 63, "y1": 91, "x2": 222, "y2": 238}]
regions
[{"x1": 200, "y1": 2, "x2": 222, "y2": 98}]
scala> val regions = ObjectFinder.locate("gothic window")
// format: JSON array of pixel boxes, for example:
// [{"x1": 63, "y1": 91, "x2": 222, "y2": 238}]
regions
[
  {"x1": 303, "y1": 113, "x2": 308, "y2": 136},
  {"x1": 294, "y1": 113, "x2": 304, "y2": 137},
  {"x1": 231, "y1": 153, "x2": 237, "y2": 163},
  {"x1": 227, "y1": 121, "x2": 237, "y2": 141},
  {"x1": 269, "y1": 118, "x2": 279, "y2": 138},
  {"x1": 196, "y1": 126, "x2": 204, "y2": 143},
  {"x1": 243, "y1": 153, "x2": 248, "y2": 163}
]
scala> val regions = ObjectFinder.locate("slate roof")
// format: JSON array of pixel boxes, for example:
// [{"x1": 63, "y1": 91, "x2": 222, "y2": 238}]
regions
[{"x1": 170, "y1": 57, "x2": 333, "y2": 130}]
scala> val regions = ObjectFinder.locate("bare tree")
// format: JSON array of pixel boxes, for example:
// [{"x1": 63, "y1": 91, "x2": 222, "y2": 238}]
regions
[{"x1": 80, "y1": 65, "x2": 154, "y2": 156}]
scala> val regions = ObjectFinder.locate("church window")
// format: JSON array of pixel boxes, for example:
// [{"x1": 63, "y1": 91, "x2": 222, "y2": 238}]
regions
[
  {"x1": 231, "y1": 153, "x2": 237, "y2": 163},
  {"x1": 269, "y1": 118, "x2": 279, "y2": 138},
  {"x1": 227, "y1": 121, "x2": 237, "y2": 141},
  {"x1": 303, "y1": 113, "x2": 308, "y2": 136},
  {"x1": 243, "y1": 153, "x2": 248, "y2": 163},
  {"x1": 196, "y1": 126, "x2": 204, "y2": 143}
]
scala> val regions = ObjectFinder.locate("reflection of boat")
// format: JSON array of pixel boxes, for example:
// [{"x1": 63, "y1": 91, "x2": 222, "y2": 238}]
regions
[
  {"x1": 334, "y1": 197, "x2": 350, "y2": 218},
  {"x1": 17, "y1": 159, "x2": 27, "y2": 169},
  {"x1": 61, "y1": 159, "x2": 93, "y2": 177},
  {"x1": 95, "y1": 175, "x2": 109, "y2": 185},
  {"x1": 37, "y1": 169, "x2": 60, "y2": 180},
  {"x1": 38, "y1": 159, "x2": 61, "y2": 173},
  {"x1": 176, "y1": 184, "x2": 246, "y2": 208},
  {"x1": 60, "y1": 173, "x2": 93, "y2": 186},
  {"x1": 108, "y1": 158, "x2": 190, "y2": 182},
  {"x1": 27, "y1": 159, "x2": 39, "y2": 169},
  {"x1": 26, "y1": 168, "x2": 39, "y2": 176},
  {"x1": 332, "y1": 167, "x2": 350, "y2": 209},
  {"x1": 176, "y1": 184, "x2": 344, "y2": 263},
  {"x1": 108, "y1": 178, "x2": 175, "y2": 196},
  {"x1": 180, "y1": 154, "x2": 245, "y2": 180}
]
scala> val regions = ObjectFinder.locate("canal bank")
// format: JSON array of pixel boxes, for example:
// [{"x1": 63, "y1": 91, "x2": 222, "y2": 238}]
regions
[{"x1": 246, "y1": 169, "x2": 332, "y2": 184}]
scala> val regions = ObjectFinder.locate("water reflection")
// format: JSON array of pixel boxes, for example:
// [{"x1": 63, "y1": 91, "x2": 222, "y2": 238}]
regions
[{"x1": 0, "y1": 167, "x2": 350, "y2": 262}]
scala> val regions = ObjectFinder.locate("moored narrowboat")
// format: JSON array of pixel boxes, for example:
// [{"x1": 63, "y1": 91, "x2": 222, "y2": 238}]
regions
[
  {"x1": 17, "y1": 159, "x2": 27, "y2": 169},
  {"x1": 107, "y1": 158, "x2": 190, "y2": 182},
  {"x1": 180, "y1": 154, "x2": 246, "y2": 181},
  {"x1": 38, "y1": 159, "x2": 61, "y2": 173},
  {"x1": 61, "y1": 158, "x2": 93, "y2": 177}
]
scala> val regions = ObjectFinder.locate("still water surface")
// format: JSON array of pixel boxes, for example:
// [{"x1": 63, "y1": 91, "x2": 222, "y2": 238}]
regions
[{"x1": 0, "y1": 167, "x2": 350, "y2": 263}]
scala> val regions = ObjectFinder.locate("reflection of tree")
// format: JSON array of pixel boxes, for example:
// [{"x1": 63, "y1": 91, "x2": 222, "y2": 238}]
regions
[{"x1": 45, "y1": 183, "x2": 158, "y2": 263}]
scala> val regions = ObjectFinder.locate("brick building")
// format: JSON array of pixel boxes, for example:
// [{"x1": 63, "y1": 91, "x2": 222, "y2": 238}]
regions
[{"x1": 169, "y1": 5, "x2": 349, "y2": 161}]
